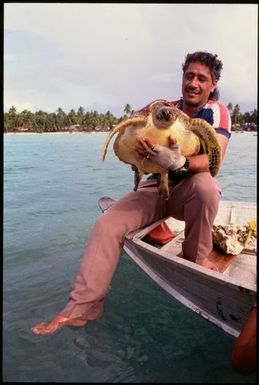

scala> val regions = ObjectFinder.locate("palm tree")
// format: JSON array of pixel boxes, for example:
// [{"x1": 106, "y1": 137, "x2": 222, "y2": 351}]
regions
[
  {"x1": 4, "y1": 112, "x2": 12, "y2": 132},
  {"x1": 48, "y1": 112, "x2": 58, "y2": 131},
  {"x1": 19, "y1": 109, "x2": 33, "y2": 130},
  {"x1": 68, "y1": 109, "x2": 78, "y2": 126},
  {"x1": 8, "y1": 106, "x2": 19, "y2": 129},
  {"x1": 232, "y1": 104, "x2": 241, "y2": 126},
  {"x1": 34, "y1": 110, "x2": 49, "y2": 132},
  {"x1": 251, "y1": 109, "x2": 257, "y2": 125},
  {"x1": 243, "y1": 111, "x2": 253, "y2": 124},
  {"x1": 56, "y1": 107, "x2": 67, "y2": 130},
  {"x1": 76, "y1": 106, "x2": 84, "y2": 126},
  {"x1": 124, "y1": 104, "x2": 132, "y2": 116},
  {"x1": 105, "y1": 110, "x2": 118, "y2": 130},
  {"x1": 227, "y1": 102, "x2": 233, "y2": 116}
]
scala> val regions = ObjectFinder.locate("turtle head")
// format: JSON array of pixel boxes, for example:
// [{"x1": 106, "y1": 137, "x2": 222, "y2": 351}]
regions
[
  {"x1": 153, "y1": 106, "x2": 178, "y2": 128},
  {"x1": 150, "y1": 101, "x2": 180, "y2": 129}
]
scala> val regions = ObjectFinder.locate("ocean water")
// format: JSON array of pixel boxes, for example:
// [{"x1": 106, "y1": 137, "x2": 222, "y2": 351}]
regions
[{"x1": 3, "y1": 132, "x2": 257, "y2": 383}]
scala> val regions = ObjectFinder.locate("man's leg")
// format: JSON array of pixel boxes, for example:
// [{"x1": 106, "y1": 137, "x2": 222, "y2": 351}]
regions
[
  {"x1": 32, "y1": 181, "x2": 166, "y2": 334},
  {"x1": 167, "y1": 172, "x2": 221, "y2": 263}
]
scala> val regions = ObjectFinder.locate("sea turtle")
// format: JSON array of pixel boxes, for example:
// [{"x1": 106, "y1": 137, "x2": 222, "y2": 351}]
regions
[{"x1": 102, "y1": 99, "x2": 222, "y2": 199}]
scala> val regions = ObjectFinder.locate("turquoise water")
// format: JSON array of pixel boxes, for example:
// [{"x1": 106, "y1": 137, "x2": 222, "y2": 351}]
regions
[{"x1": 3, "y1": 132, "x2": 257, "y2": 383}]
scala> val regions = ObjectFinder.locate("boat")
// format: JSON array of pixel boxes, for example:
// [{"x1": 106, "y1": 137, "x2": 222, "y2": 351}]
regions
[{"x1": 98, "y1": 198, "x2": 256, "y2": 338}]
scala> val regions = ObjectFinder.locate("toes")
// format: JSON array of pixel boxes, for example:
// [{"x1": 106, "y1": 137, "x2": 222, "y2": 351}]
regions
[
  {"x1": 31, "y1": 316, "x2": 87, "y2": 335},
  {"x1": 31, "y1": 321, "x2": 58, "y2": 335},
  {"x1": 31, "y1": 322, "x2": 47, "y2": 333}
]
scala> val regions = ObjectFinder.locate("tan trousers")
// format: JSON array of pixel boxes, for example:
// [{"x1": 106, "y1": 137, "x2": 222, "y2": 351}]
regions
[{"x1": 59, "y1": 172, "x2": 221, "y2": 321}]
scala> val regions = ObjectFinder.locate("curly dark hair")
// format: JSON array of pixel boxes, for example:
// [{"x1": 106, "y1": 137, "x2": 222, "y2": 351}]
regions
[
  {"x1": 182, "y1": 51, "x2": 223, "y2": 82},
  {"x1": 182, "y1": 51, "x2": 223, "y2": 100}
]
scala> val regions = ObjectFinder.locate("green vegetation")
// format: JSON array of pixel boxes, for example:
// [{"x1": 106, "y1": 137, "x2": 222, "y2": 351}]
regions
[
  {"x1": 3, "y1": 103, "x2": 257, "y2": 133},
  {"x1": 227, "y1": 103, "x2": 257, "y2": 131},
  {"x1": 4, "y1": 105, "x2": 131, "y2": 133}
]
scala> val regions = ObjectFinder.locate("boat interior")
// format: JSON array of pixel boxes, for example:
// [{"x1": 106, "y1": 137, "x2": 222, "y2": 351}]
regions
[{"x1": 140, "y1": 201, "x2": 257, "y2": 286}]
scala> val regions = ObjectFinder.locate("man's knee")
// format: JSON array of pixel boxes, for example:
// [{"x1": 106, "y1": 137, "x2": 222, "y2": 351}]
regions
[
  {"x1": 94, "y1": 206, "x2": 132, "y2": 241},
  {"x1": 95, "y1": 210, "x2": 121, "y2": 234}
]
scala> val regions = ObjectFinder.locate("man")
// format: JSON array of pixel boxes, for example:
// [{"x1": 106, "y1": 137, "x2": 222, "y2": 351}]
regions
[{"x1": 32, "y1": 51, "x2": 231, "y2": 335}]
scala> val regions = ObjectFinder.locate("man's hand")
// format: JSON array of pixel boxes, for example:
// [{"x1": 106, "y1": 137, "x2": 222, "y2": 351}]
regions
[{"x1": 135, "y1": 135, "x2": 186, "y2": 170}]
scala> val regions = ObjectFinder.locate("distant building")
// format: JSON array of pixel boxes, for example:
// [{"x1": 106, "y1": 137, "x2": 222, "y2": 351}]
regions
[
  {"x1": 64, "y1": 124, "x2": 80, "y2": 131},
  {"x1": 7, "y1": 126, "x2": 30, "y2": 132}
]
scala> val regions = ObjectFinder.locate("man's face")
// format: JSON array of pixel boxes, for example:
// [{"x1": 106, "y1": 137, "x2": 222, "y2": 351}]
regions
[{"x1": 182, "y1": 61, "x2": 217, "y2": 107}]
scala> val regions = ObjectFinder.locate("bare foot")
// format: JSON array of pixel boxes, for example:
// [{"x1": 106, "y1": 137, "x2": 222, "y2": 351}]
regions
[
  {"x1": 199, "y1": 257, "x2": 219, "y2": 272},
  {"x1": 31, "y1": 315, "x2": 87, "y2": 335}
]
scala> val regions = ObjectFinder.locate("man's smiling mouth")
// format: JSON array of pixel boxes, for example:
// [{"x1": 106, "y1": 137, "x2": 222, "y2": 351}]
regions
[{"x1": 186, "y1": 89, "x2": 200, "y2": 95}]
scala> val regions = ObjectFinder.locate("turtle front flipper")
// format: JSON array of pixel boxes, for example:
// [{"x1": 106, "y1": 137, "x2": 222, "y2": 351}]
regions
[
  {"x1": 189, "y1": 118, "x2": 222, "y2": 176},
  {"x1": 102, "y1": 117, "x2": 147, "y2": 161}
]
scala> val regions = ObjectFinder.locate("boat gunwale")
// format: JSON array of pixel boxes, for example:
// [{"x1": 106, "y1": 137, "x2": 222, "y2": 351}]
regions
[{"x1": 126, "y1": 237, "x2": 256, "y2": 293}]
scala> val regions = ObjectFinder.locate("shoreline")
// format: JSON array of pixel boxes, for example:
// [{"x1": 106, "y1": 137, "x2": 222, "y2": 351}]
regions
[
  {"x1": 4, "y1": 131, "x2": 257, "y2": 136},
  {"x1": 4, "y1": 131, "x2": 108, "y2": 136}
]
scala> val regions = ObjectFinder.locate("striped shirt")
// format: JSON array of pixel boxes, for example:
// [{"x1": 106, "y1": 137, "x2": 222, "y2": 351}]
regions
[{"x1": 174, "y1": 99, "x2": 231, "y2": 139}]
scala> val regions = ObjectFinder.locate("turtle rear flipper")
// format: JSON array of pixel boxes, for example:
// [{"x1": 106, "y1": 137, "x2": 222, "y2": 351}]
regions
[
  {"x1": 132, "y1": 165, "x2": 144, "y2": 191},
  {"x1": 158, "y1": 172, "x2": 169, "y2": 200}
]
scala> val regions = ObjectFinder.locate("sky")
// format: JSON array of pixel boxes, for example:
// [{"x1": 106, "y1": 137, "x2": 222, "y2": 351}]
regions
[{"x1": 4, "y1": 3, "x2": 258, "y2": 117}]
